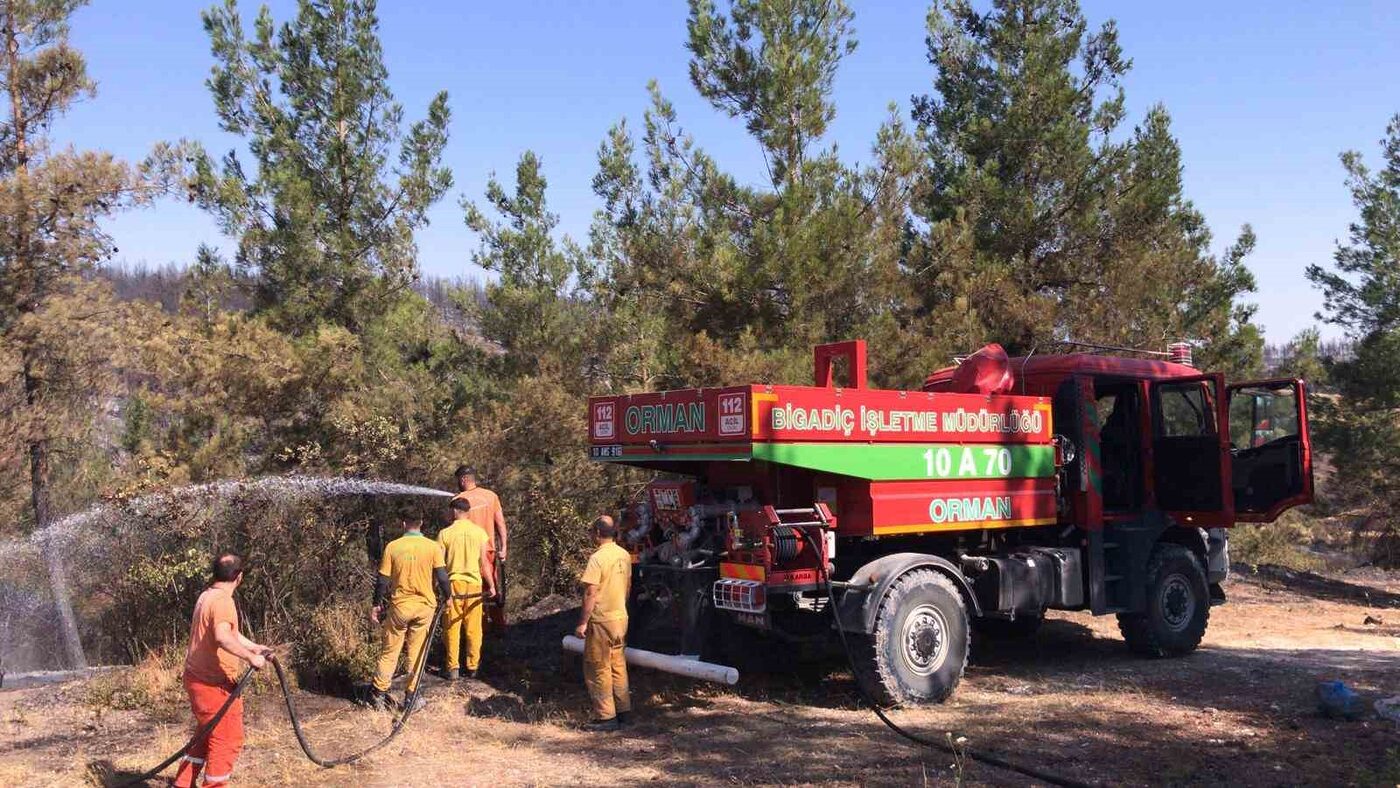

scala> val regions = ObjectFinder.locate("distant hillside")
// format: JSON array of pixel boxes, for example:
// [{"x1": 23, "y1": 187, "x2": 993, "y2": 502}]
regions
[
  {"x1": 1261, "y1": 337, "x2": 1353, "y2": 373},
  {"x1": 97, "y1": 263, "x2": 485, "y2": 334}
]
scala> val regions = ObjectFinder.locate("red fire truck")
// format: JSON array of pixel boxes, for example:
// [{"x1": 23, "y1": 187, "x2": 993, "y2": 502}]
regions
[{"x1": 588, "y1": 341, "x2": 1312, "y2": 704}]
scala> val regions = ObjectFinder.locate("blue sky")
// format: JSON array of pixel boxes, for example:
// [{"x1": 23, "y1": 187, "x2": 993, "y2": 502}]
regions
[{"x1": 60, "y1": 0, "x2": 1400, "y2": 344}]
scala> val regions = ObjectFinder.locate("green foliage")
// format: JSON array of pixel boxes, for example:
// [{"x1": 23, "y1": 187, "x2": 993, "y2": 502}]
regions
[
  {"x1": 1273, "y1": 328, "x2": 1329, "y2": 387},
  {"x1": 590, "y1": 0, "x2": 928, "y2": 390},
  {"x1": 687, "y1": 0, "x2": 856, "y2": 188},
  {"x1": 911, "y1": 0, "x2": 1261, "y2": 374},
  {"x1": 194, "y1": 0, "x2": 453, "y2": 333},
  {"x1": 463, "y1": 152, "x2": 594, "y2": 384},
  {"x1": 1306, "y1": 115, "x2": 1400, "y2": 566},
  {"x1": 0, "y1": 0, "x2": 178, "y2": 539},
  {"x1": 1230, "y1": 513, "x2": 1322, "y2": 572},
  {"x1": 295, "y1": 601, "x2": 377, "y2": 691}
]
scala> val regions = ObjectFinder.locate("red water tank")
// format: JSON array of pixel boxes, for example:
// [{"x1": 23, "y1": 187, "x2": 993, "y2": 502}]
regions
[{"x1": 947, "y1": 343, "x2": 1014, "y2": 394}]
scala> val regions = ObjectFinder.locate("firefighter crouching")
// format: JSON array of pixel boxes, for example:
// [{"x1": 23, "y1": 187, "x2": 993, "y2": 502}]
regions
[
  {"x1": 574, "y1": 515, "x2": 632, "y2": 731},
  {"x1": 370, "y1": 513, "x2": 450, "y2": 711},
  {"x1": 176, "y1": 554, "x2": 274, "y2": 788},
  {"x1": 438, "y1": 497, "x2": 495, "y2": 680}
]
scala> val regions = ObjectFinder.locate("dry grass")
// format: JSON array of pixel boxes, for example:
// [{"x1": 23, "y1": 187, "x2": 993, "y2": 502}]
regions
[{"x1": 83, "y1": 649, "x2": 183, "y2": 715}]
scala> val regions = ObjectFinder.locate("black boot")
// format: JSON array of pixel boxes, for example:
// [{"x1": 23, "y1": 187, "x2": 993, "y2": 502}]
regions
[
  {"x1": 584, "y1": 717, "x2": 620, "y2": 732},
  {"x1": 368, "y1": 689, "x2": 392, "y2": 711},
  {"x1": 617, "y1": 710, "x2": 632, "y2": 728}
]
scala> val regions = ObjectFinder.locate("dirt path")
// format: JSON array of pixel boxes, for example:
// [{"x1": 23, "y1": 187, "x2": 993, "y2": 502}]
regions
[{"x1": 2, "y1": 569, "x2": 1397, "y2": 787}]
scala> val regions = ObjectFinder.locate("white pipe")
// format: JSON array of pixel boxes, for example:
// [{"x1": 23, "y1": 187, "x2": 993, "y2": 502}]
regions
[{"x1": 561, "y1": 635, "x2": 739, "y2": 685}]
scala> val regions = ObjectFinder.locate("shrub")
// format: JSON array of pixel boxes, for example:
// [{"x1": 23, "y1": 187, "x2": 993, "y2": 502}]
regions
[
  {"x1": 292, "y1": 601, "x2": 377, "y2": 694},
  {"x1": 1231, "y1": 511, "x2": 1322, "y2": 571},
  {"x1": 84, "y1": 649, "x2": 183, "y2": 714}
]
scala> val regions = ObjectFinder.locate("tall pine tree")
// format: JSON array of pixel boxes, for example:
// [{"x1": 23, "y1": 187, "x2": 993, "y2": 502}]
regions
[
  {"x1": 1306, "y1": 115, "x2": 1400, "y2": 564},
  {"x1": 0, "y1": 0, "x2": 175, "y2": 667},
  {"x1": 591, "y1": 0, "x2": 926, "y2": 388},
  {"x1": 911, "y1": 0, "x2": 1261, "y2": 372},
  {"x1": 194, "y1": 0, "x2": 452, "y2": 334}
]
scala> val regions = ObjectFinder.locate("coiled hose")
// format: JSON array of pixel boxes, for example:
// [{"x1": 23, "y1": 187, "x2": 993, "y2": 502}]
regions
[
  {"x1": 797, "y1": 530, "x2": 1090, "y2": 788},
  {"x1": 120, "y1": 593, "x2": 475, "y2": 784}
]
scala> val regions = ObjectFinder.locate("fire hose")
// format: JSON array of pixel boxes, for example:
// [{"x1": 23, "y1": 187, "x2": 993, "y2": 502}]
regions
[
  {"x1": 797, "y1": 530, "x2": 1090, "y2": 788},
  {"x1": 120, "y1": 590, "x2": 490, "y2": 785}
]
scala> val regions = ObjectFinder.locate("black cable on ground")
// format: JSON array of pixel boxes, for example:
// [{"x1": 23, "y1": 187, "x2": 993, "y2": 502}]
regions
[
  {"x1": 116, "y1": 666, "x2": 256, "y2": 787},
  {"x1": 123, "y1": 591, "x2": 491, "y2": 782},
  {"x1": 271, "y1": 595, "x2": 455, "y2": 767},
  {"x1": 798, "y1": 530, "x2": 1091, "y2": 788}
]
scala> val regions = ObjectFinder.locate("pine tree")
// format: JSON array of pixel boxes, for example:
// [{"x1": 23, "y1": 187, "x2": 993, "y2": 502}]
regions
[
  {"x1": 462, "y1": 151, "x2": 592, "y2": 384},
  {"x1": 911, "y1": 0, "x2": 1261, "y2": 371},
  {"x1": 194, "y1": 0, "x2": 452, "y2": 334},
  {"x1": 1273, "y1": 327, "x2": 1328, "y2": 387},
  {"x1": 591, "y1": 1, "x2": 926, "y2": 388},
  {"x1": 0, "y1": 0, "x2": 174, "y2": 667},
  {"x1": 1305, "y1": 115, "x2": 1400, "y2": 564}
]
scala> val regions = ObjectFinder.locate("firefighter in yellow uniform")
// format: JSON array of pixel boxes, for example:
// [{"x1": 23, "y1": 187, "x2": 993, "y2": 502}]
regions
[
  {"x1": 573, "y1": 515, "x2": 632, "y2": 731},
  {"x1": 370, "y1": 514, "x2": 449, "y2": 711},
  {"x1": 437, "y1": 497, "x2": 495, "y2": 680}
]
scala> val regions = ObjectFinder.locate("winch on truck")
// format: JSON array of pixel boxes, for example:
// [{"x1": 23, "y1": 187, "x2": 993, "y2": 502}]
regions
[{"x1": 588, "y1": 340, "x2": 1313, "y2": 705}]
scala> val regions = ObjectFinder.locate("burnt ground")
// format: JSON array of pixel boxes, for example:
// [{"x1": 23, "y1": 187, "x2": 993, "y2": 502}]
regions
[{"x1": 1, "y1": 567, "x2": 1397, "y2": 787}]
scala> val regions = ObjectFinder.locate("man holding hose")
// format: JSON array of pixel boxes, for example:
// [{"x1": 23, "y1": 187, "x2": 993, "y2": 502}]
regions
[
  {"x1": 370, "y1": 513, "x2": 450, "y2": 711},
  {"x1": 175, "y1": 553, "x2": 273, "y2": 788},
  {"x1": 438, "y1": 497, "x2": 495, "y2": 680}
]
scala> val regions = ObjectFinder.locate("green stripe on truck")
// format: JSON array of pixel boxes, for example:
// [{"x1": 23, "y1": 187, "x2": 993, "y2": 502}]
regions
[{"x1": 750, "y1": 442, "x2": 1055, "y2": 481}]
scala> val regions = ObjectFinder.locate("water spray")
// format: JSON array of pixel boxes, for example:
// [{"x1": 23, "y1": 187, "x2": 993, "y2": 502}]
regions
[{"x1": 3, "y1": 475, "x2": 454, "y2": 674}]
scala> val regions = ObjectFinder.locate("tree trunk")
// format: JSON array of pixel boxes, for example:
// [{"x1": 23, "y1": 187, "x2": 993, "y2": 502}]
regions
[
  {"x1": 7, "y1": 7, "x2": 85, "y2": 671},
  {"x1": 23, "y1": 361, "x2": 87, "y2": 670}
]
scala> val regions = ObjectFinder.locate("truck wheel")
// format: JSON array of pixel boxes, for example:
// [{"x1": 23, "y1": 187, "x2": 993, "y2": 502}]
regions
[
  {"x1": 1117, "y1": 544, "x2": 1209, "y2": 657},
  {"x1": 972, "y1": 613, "x2": 1043, "y2": 639},
  {"x1": 852, "y1": 569, "x2": 969, "y2": 706}
]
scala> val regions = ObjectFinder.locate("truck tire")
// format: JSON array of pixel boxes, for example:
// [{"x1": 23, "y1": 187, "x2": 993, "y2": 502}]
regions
[
  {"x1": 852, "y1": 569, "x2": 969, "y2": 706},
  {"x1": 1117, "y1": 544, "x2": 1209, "y2": 657},
  {"x1": 972, "y1": 613, "x2": 1043, "y2": 639}
]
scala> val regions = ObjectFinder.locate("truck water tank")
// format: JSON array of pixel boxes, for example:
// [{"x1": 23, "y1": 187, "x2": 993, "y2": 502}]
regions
[{"x1": 947, "y1": 343, "x2": 1014, "y2": 394}]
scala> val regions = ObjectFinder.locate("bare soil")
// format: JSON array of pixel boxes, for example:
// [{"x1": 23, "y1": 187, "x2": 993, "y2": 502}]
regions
[{"x1": 2, "y1": 567, "x2": 1397, "y2": 787}]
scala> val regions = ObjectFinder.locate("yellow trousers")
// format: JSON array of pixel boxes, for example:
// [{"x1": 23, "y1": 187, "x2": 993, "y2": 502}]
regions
[
  {"x1": 442, "y1": 580, "x2": 484, "y2": 672},
  {"x1": 584, "y1": 618, "x2": 630, "y2": 720},
  {"x1": 373, "y1": 601, "x2": 434, "y2": 693}
]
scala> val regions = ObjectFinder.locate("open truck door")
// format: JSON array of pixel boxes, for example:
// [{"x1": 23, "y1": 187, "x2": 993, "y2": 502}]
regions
[
  {"x1": 1149, "y1": 374, "x2": 1233, "y2": 527},
  {"x1": 1227, "y1": 379, "x2": 1314, "y2": 521}
]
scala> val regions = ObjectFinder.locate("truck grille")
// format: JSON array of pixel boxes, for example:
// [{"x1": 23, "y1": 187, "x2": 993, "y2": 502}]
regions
[{"x1": 713, "y1": 579, "x2": 766, "y2": 613}]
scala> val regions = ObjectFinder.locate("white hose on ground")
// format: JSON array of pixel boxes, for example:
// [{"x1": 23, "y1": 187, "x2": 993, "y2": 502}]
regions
[{"x1": 561, "y1": 635, "x2": 739, "y2": 685}]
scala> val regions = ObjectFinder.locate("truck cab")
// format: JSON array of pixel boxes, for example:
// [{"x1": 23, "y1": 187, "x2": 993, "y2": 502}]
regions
[
  {"x1": 926, "y1": 351, "x2": 1313, "y2": 613},
  {"x1": 588, "y1": 341, "x2": 1313, "y2": 705}
]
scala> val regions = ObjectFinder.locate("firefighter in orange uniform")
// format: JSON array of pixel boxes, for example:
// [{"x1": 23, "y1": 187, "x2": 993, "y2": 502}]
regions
[
  {"x1": 370, "y1": 514, "x2": 450, "y2": 711},
  {"x1": 573, "y1": 515, "x2": 632, "y2": 731},
  {"x1": 175, "y1": 554, "x2": 274, "y2": 788},
  {"x1": 452, "y1": 465, "x2": 508, "y2": 629},
  {"x1": 437, "y1": 497, "x2": 495, "y2": 679}
]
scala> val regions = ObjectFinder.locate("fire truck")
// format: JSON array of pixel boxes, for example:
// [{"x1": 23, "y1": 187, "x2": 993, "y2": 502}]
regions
[{"x1": 587, "y1": 340, "x2": 1312, "y2": 705}]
